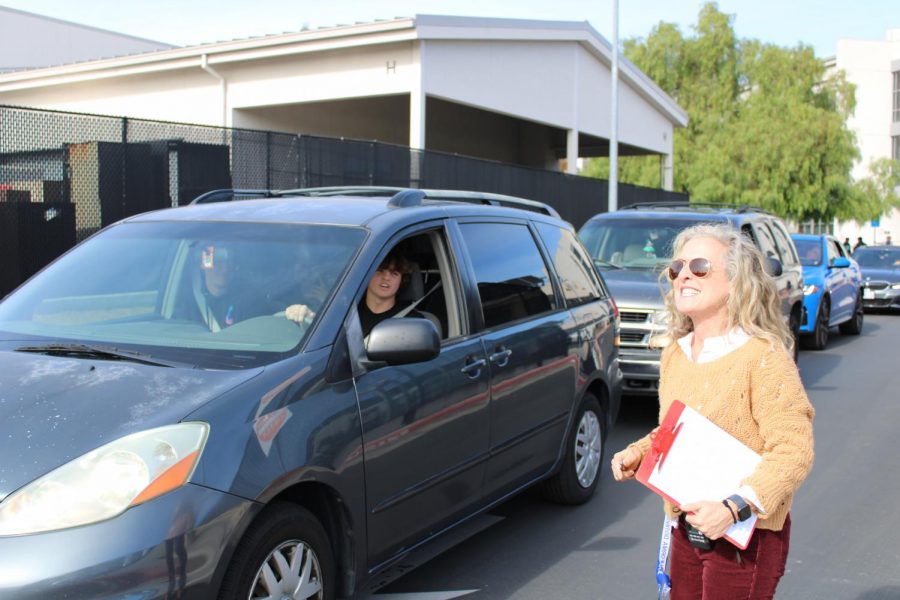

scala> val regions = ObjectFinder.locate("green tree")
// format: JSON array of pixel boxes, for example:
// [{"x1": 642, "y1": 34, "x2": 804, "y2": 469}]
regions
[{"x1": 585, "y1": 2, "x2": 898, "y2": 222}]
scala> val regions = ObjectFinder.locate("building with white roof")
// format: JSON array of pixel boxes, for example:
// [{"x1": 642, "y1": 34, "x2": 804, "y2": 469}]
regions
[
  {"x1": 0, "y1": 13, "x2": 687, "y2": 185},
  {"x1": 0, "y1": 6, "x2": 172, "y2": 73}
]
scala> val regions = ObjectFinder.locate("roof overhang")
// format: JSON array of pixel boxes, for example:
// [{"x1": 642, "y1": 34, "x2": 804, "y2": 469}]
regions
[{"x1": 0, "y1": 14, "x2": 687, "y2": 128}]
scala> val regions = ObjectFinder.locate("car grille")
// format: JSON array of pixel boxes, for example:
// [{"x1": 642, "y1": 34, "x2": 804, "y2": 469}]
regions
[
  {"x1": 619, "y1": 311, "x2": 650, "y2": 323},
  {"x1": 620, "y1": 332, "x2": 646, "y2": 343},
  {"x1": 864, "y1": 281, "x2": 889, "y2": 291}
]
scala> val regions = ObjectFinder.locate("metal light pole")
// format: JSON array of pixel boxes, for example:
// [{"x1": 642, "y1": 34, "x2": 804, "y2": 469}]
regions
[{"x1": 608, "y1": 0, "x2": 619, "y2": 212}]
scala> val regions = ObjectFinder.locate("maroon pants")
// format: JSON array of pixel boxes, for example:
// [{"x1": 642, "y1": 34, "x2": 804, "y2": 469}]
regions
[{"x1": 670, "y1": 515, "x2": 791, "y2": 600}]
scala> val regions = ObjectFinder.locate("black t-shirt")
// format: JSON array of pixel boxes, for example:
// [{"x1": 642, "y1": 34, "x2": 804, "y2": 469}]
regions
[{"x1": 358, "y1": 300, "x2": 423, "y2": 337}]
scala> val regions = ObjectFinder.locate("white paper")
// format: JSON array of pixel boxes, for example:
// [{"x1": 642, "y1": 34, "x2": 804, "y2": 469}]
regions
[{"x1": 648, "y1": 404, "x2": 762, "y2": 548}]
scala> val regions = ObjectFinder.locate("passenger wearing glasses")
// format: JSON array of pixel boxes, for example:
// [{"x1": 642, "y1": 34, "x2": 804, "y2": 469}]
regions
[{"x1": 610, "y1": 223, "x2": 815, "y2": 599}]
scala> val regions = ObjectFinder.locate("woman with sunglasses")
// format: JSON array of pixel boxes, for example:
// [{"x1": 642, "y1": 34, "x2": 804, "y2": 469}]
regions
[{"x1": 610, "y1": 223, "x2": 815, "y2": 599}]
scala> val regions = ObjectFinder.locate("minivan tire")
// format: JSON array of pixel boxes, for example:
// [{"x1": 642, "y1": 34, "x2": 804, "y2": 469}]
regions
[
  {"x1": 541, "y1": 393, "x2": 606, "y2": 505},
  {"x1": 218, "y1": 502, "x2": 334, "y2": 600}
]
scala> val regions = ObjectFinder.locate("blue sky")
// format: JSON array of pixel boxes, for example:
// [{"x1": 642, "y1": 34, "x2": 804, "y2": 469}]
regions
[{"x1": 1, "y1": 0, "x2": 896, "y2": 58}]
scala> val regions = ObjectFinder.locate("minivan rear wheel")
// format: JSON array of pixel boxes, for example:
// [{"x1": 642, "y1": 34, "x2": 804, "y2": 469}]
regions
[
  {"x1": 218, "y1": 502, "x2": 334, "y2": 600},
  {"x1": 541, "y1": 393, "x2": 606, "y2": 505}
]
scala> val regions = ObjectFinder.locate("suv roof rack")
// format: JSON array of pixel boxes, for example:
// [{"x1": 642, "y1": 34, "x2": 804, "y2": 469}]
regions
[
  {"x1": 190, "y1": 186, "x2": 560, "y2": 218},
  {"x1": 620, "y1": 201, "x2": 772, "y2": 215}
]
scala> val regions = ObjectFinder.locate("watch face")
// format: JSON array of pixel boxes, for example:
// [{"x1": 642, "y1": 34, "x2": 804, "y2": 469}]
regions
[{"x1": 729, "y1": 495, "x2": 752, "y2": 521}]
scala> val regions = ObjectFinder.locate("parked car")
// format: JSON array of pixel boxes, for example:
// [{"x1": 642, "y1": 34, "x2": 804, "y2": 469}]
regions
[
  {"x1": 0, "y1": 187, "x2": 621, "y2": 600},
  {"x1": 853, "y1": 245, "x2": 900, "y2": 311},
  {"x1": 578, "y1": 202, "x2": 804, "y2": 396},
  {"x1": 790, "y1": 233, "x2": 864, "y2": 349}
]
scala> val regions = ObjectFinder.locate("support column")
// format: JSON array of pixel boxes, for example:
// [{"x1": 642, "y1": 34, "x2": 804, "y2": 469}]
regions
[
  {"x1": 409, "y1": 41, "x2": 426, "y2": 151},
  {"x1": 566, "y1": 129, "x2": 579, "y2": 174},
  {"x1": 409, "y1": 41, "x2": 426, "y2": 187},
  {"x1": 660, "y1": 153, "x2": 673, "y2": 190}
]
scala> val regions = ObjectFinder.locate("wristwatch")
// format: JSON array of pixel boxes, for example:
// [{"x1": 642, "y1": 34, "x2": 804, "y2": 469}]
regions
[{"x1": 727, "y1": 494, "x2": 752, "y2": 522}]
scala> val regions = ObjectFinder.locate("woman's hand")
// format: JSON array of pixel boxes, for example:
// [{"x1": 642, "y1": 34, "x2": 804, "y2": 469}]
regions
[
  {"x1": 611, "y1": 445, "x2": 642, "y2": 481},
  {"x1": 285, "y1": 304, "x2": 315, "y2": 325},
  {"x1": 680, "y1": 500, "x2": 736, "y2": 540}
]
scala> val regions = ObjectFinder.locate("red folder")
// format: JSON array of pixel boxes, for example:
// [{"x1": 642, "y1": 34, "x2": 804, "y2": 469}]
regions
[{"x1": 636, "y1": 400, "x2": 761, "y2": 549}]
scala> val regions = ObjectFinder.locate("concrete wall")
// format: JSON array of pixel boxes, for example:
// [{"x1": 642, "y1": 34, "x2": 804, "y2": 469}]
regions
[{"x1": 832, "y1": 30, "x2": 900, "y2": 245}]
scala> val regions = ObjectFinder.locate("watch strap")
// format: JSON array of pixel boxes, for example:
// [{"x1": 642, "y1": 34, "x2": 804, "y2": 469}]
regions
[{"x1": 727, "y1": 494, "x2": 752, "y2": 522}]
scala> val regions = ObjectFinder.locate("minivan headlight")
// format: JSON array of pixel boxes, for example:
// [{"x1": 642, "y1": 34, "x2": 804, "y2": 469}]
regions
[{"x1": 0, "y1": 422, "x2": 208, "y2": 536}]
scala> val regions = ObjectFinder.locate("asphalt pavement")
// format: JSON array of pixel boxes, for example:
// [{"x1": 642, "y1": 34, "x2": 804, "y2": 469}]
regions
[{"x1": 372, "y1": 313, "x2": 900, "y2": 600}]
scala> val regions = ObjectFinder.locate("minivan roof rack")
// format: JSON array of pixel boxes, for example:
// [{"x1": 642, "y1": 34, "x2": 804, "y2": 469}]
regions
[
  {"x1": 620, "y1": 201, "x2": 771, "y2": 215},
  {"x1": 191, "y1": 186, "x2": 560, "y2": 218},
  {"x1": 284, "y1": 186, "x2": 561, "y2": 218},
  {"x1": 190, "y1": 189, "x2": 276, "y2": 204}
]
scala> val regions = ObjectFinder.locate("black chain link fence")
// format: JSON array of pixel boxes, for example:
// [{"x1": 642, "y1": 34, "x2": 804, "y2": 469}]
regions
[{"x1": 0, "y1": 104, "x2": 687, "y2": 297}]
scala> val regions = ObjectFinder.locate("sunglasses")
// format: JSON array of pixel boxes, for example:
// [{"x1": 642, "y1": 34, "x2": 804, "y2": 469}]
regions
[{"x1": 668, "y1": 258, "x2": 712, "y2": 280}]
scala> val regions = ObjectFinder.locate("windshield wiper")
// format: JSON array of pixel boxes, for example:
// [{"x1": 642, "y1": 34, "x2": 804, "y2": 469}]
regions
[
  {"x1": 593, "y1": 259, "x2": 623, "y2": 270},
  {"x1": 15, "y1": 343, "x2": 188, "y2": 368}
]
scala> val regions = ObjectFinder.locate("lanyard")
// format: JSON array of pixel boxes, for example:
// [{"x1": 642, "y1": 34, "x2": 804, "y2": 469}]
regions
[{"x1": 656, "y1": 516, "x2": 674, "y2": 599}]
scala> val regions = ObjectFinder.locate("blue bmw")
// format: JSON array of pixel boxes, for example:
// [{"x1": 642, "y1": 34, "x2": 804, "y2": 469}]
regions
[{"x1": 791, "y1": 233, "x2": 864, "y2": 350}]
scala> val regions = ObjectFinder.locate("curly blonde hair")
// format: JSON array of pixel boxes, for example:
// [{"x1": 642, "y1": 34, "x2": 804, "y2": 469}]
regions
[{"x1": 651, "y1": 223, "x2": 794, "y2": 354}]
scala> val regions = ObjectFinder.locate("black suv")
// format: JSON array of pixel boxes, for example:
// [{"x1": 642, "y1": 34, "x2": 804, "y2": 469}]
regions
[
  {"x1": 0, "y1": 187, "x2": 621, "y2": 599},
  {"x1": 578, "y1": 202, "x2": 804, "y2": 396}
]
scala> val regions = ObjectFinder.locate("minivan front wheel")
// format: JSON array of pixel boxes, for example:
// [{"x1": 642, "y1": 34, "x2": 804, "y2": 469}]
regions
[
  {"x1": 541, "y1": 393, "x2": 606, "y2": 505},
  {"x1": 218, "y1": 503, "x2": 334, "y2": 600}
]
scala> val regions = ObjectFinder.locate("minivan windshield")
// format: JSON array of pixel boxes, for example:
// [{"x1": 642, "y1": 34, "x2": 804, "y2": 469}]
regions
[
  {"x1": 0, "y1": 221, "x2": 365, "y2": 369},
  {"x1": 578, "y1": 217, "x2": 708, "y2": 270}
]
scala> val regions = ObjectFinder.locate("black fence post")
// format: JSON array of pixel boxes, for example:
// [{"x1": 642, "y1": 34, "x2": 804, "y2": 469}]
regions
[{"x1": 121, "y1": 116, "x2": 128, "y2": 223}]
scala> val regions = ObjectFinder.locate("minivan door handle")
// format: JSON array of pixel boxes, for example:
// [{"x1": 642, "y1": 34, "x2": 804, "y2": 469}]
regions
[
  {"x1": 489, "y1": 347, "x2": 512, "y2": 368},
  {"x1": 460, "y1": 357, "x2": 487, "y2": 379}
]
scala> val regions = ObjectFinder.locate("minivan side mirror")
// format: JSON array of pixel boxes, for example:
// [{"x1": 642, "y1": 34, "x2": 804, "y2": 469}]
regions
[
  {"x1": 366, "y1": 318, "x2": 440, "y2": 365},
  {"x1": 830, "y1": 256, "x2": 851, "y2": 269},
  {"x1": 765, "y1": 257, "x2": 783, "y2": 277}
]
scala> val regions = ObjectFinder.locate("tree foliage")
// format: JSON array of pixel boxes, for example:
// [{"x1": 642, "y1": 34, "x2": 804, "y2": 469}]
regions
[{"x1": 584, "y1": 2, "x2": 900, "y2": 222}]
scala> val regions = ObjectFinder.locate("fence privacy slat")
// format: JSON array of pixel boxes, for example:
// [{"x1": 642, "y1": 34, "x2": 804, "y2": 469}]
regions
[{"x1": 0, "y1": 105, "x2": 687, "y2": 297}]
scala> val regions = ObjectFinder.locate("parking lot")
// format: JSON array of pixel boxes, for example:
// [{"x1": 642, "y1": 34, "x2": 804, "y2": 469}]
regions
[{"x1": 375, "y1": 313, "x2": 900, "y2": 600}]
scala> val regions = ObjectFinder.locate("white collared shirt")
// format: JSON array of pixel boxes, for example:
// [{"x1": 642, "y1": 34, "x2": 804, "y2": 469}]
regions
[
  {"x1": 674, "y1": 326, "x2": 766, "y2": 514},
  {"x1": 676, "y1": 326, "x2": 752, "y2": 363}
]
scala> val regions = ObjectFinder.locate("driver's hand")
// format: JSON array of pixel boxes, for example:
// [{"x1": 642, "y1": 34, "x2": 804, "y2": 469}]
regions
[{"x1": 285, "y1": 304, "x2": 315, "y2": 325}]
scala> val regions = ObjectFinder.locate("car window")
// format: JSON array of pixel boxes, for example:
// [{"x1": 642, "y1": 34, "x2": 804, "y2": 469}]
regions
[
  {"x1": 826, "y1": 239, "x2": 840, "y2": 264},
  {"x1": 372, "y1": 229, "x2": 460, "y2": 340},
  {"x1": 0, "y1": 221, "x2": 365, "y2": 369},
  {"x1": 459, "y1": 222, "x2": 556, "y2": 329},
  {"x1": 768, "y1": 220, "x2": 799, "y2": 265},
  {"x1": 832, "y1": 239, "x2": 848, "y2": 258},
  {"x1": 752, "y1": 222, "x2": 781, "y2": 261},
  {"x1": 794, "y1": 238, "x2": 823, "y2": 267},
  {"x1": 853, "y1": 247, "x2": 900, "y2": 268},
  {"x1": 536, "y1": 223, "x2": 606, "y2": 307},
  {"x1": 578, "y1": 217, "x2": 706, "y2": 270}
]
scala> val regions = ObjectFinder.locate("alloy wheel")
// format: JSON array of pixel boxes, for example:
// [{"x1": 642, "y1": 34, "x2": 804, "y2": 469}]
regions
[
  {"x1": 575, "y1": 409, "x2": 602, "y2": 487},
  {"x1": 248, "y1": 540, "x2": 324, "y2": 600}
]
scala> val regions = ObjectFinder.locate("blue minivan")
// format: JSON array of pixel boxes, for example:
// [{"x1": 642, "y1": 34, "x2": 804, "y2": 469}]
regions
[
  {"x1": 791, "y1": 233, "x2": 864, "y2": 350},
  {"x1": 0, "y1": 187, "x2": 621, "y2": 600}
]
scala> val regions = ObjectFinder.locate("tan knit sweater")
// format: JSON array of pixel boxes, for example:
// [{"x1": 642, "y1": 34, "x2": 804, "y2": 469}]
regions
[{"x1": 632, "y1": 337, "x2": 815, "y2": 531}]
